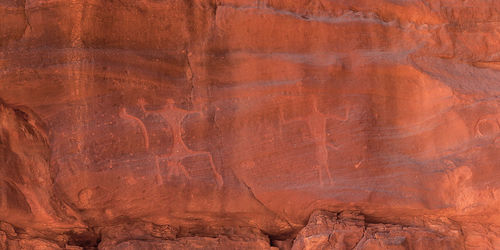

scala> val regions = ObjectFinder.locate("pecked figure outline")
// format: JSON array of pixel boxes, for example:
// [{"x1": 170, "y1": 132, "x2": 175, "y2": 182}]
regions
[
  {"x1": 119, "y1": 98, "x2": 223, "y2": 187},
  {"x1": 279, "y1": 96, "x2": 350, "y2": 186},
  {"x1": 474, "y1": 114, "x2": 500, "y2": 137}
]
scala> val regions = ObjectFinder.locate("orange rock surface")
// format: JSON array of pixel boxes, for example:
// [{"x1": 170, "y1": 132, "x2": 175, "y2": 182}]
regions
[{"x1": 1, "y1": 0, "x2": 499, "y2": 249}]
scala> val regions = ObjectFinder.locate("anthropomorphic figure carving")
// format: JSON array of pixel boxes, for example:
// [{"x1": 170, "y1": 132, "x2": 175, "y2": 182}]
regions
[
  {"x1": 280, "y1": 96, "x2": 349, "y2": 186},
  {"x1": 120, "y1": 99, "x2": 223, "y2": 187}
]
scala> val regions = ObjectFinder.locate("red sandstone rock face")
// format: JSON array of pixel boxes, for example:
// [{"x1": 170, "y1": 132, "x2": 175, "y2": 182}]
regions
[
  {"x1": 292, "y1": 211, "x2": 463, "y2": 250},
  {"x1": 1, "y1": 0, "x2": 500, "y2": 249}
]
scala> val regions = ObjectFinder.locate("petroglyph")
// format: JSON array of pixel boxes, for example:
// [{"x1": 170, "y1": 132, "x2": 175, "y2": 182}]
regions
[
  {"x1": 354, "y1": 160, "x2": 363, "y2": 169},
  {"x1": 142, "y1": 113, "x2": 173, "y2": 156},
  {"x1": 137, "y1": 98, "x2": 147, "y2": 113},
  {"x1": 164, "y1": 159, "x2": 191, "y2": 181},
  {"x1": 119, "y1": 107, "x2": 150, "y2": 149},
  {"x1": 279, "y1": 96, "x2": 350, "y2": 186},
  {"x1": 158, "y1": 99, "x2": 223, "y2": 187},
  {"x1": 154, "y1": 156, "x2": 164, "y2": 185},
  {"x1": 309, "y1": 97, "x2": 349, "y2": 186},
  {"x1": 475, "y1": 115, "x2": 500, "y2": 137},
  {"x1": 119, "y1": 99, "x2": 223, "y2": 187},
  {"x1": 240, "y1": 160, "x2": 256, "y2": 170}
]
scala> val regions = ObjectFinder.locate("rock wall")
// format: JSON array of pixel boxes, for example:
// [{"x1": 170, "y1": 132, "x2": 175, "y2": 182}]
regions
[{"x1": 1, "y1": 0, "x2": 499, "y2": 249}]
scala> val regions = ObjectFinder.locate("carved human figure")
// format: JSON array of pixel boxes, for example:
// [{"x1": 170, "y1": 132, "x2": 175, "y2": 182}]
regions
[
  {"x1": 280, "y1": 96, "x2": 349, "y2": 186},
  {"x1": 119, "y1": 99, "x2": 223, "y2": 187},
  {"x1": 158, "y1": 99, "x2": 223, "y2": 186}
]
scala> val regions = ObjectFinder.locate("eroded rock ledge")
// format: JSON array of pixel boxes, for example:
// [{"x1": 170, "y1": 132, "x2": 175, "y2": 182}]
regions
[
  {"x1": 0, "y1": 210, "x2": 467, "y2": 249},
  {"x1": 292, "y1": 210, "x2": 463, "y2": 250}
]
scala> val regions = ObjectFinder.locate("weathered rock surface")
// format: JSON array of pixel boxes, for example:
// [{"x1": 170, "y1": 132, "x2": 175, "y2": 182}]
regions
[
  {"x1": 1, "y1": 0, "x2": 500, "y2": 249},
  {"x1": 293, "y1": 210, "x2": 463, "y2": 250}
]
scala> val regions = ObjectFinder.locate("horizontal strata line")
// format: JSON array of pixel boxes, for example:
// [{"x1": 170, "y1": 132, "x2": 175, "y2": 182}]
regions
[
  {"x1": 0, "y1": 6, "x2": 24, "y2": 11},
  {"x1": 0, "y1": 49, "x2": 416, "y2": 72},
  {"x1": 0, "y1": 47, "x2": 183, "y2": 57},
  {"x1": 0, "y1": 59, "x2": 185, "y2": 74},
  {"x1": 224, "y1": 49, "x2": 417, "y2": 65},
  {"x1": 217, "y1": 4, "x2": 445, "y2": 30},
  {"x1": 0, "y1": 70, "x2": 186, "y2": 85},
  {"x1": 218, "y1": 4, "x2": 391, "y2": 25},
  {"x1": 216, "y1": 79, "x2": 301, "y2": 89},
  {"x1": 0, "y1": 48, "x2": 414, "y2": 58}
]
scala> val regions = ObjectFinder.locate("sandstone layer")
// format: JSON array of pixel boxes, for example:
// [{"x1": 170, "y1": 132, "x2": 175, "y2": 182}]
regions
[{"x1": 1, "y1": 0, "x2": 500, "y2": 249}]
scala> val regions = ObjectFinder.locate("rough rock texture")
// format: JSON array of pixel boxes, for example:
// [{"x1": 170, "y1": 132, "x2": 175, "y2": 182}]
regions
[
  {"x1": 292, "y1": 210, "x2": 463, "y2": 250},
  {"x1": 1, "y1": 0, "x2": 500, "y2": 249}
]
